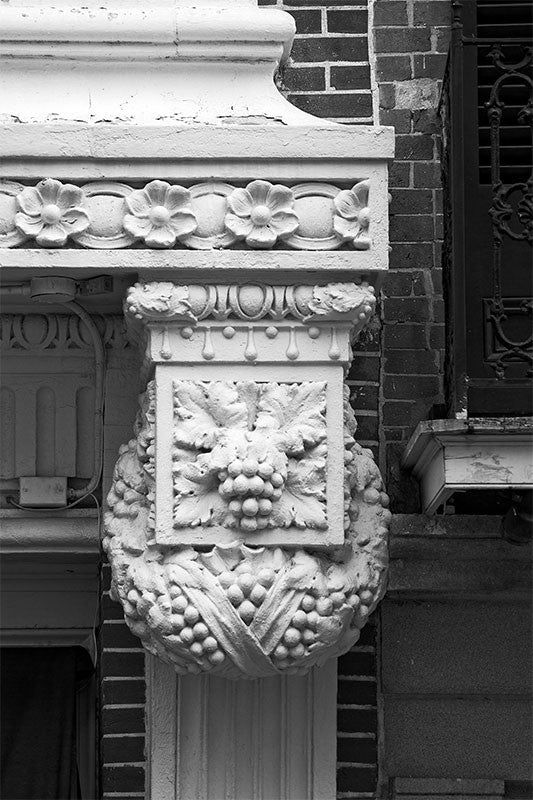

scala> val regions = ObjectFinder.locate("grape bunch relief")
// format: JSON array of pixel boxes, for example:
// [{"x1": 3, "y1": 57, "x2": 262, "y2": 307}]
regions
[
  {"x1": 104, "y1": 380, "x2": 390, "y2": 679},
  {"x1": 172, "y1": 380, "x2": 328, "y2": 532}
]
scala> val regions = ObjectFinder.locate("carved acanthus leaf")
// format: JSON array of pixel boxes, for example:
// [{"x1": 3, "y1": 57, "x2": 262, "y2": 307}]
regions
[
  {"x1": 126, "y1": 282, "x2": 195, "y2": 322},
  {"x1": 125, "y1": 281, "x2": 376, "y2": 326},
  {"x1": 306, "y1": 282, "x2": 376, "y2": 322}
]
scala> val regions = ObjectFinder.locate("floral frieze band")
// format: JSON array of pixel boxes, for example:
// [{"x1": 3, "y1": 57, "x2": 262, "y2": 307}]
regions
[{"x1": 0, "y1": 178, "x2": 372, "y2": 251}]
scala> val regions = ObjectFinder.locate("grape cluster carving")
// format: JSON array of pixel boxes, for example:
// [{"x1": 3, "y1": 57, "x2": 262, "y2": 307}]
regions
[
  {"x1": 104, "y1": 382, "x2": 390, "y2": 679},
  {"x1": 171, "y1": 381, "x2": 328, "y2": 532},
  {"x1": 218, "y1": 457, "x2": 287, "y2": 532}
]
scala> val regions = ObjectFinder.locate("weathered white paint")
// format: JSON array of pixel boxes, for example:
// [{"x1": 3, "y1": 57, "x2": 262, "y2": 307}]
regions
[
  {"x1": 103, "y1": 280, "x2": 389, "y2": 680},
  {"x1": 0, "y1": 0, "x2": 393, "y2": 795},
  {"x1": 0, "y1": 248, "x2": 389, "y2": 278},
  {"x1": 146, "y1": 656, "x2": 337, "y2": 800},
  {"x1": 0, "y1": 123, "x2": 394, "y2": 171},
  {"x1": 403, "y1": 418, "x2": 533, "y2": 513},
  {"x1": 0, "y1": 3, "x2": 317, "y2": 126},
  {"x1": 0, "y1": 177, "x2": 385, "y2": 254}
]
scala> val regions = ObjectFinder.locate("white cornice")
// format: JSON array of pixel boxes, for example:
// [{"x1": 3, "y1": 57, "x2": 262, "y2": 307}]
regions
[
  {"x1": 403, "y1": 418, "x2": 533, "y2": 513},
  {"x1": 0, "y1": 124, "x2": 395, "y2": 162},
  {"x1": 0, "y1": 248, "x2": 389, "y2": 277},
  {"x1": 0, "y1": 6, "x2": 294, "y2": 62},
  {"x1": 0, "y1": 4, "x2": 321, "y2": 126}
]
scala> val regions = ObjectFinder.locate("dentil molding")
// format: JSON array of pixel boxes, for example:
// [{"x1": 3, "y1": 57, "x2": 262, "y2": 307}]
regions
[
  {"x1": 0, "y1": 178, "x2": 373, "y2": 251},
  {"x1": 103, "y1": 280, "x2": 390, "y2": 679}
]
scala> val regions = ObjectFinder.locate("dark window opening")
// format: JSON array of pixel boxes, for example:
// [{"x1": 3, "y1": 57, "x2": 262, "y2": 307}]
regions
[
  {"x1": 441, "y1": 0, "x2": 532, "y2": 416},
  {"x1": 0, "y1": 647, "x2": 96, "y2": 800}
]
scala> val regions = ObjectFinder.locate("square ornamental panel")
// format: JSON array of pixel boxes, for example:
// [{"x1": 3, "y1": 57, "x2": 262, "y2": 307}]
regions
[{"x1": 154, "y1": 366, "x2": 346, "y2": 547}]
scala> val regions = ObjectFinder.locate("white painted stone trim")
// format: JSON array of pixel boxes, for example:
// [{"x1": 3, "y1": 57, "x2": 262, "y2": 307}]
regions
[
  {"x1": 0, "y1": 4, "x2": 320, "y2": 126},
  {"x1": 146, "y1": 656, "x2": 337, "y2": 800},
  {"x1": 403, "y1": 418, "x2": 533, "y2": 513},
  {"x1": 0, "y1": 250, "x2": 389, "y2": 280},
  {"x1": 0, "y1": 124, "x2": 395, "y2": 163},
  {"x1": 0, "y1": 177, "x2": 381, "y2": 253}
]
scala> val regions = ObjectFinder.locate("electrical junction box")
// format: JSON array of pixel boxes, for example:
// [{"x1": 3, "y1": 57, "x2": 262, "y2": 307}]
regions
[{"x1": 19, "y1": 477, "x2": 68, "y2": 508}]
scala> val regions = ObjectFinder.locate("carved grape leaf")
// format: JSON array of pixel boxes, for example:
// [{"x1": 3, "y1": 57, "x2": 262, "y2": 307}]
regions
[
  {"x1": 256, "y1": 382, "x2": 327, "y2": 455},
  {"x1": 173, "y1": 477, "x2": 229, "y2": 528},
  {"x1": 270, "y1": 492, "x2": 328, "y2": 530},
  {"x1": 287, "y1": 452, "x2": 325, "y2": 495},
  {"x1": 269, "y1": 457, "x2": 327, "y2": 530},
  {"x1": 173, "y1": 381, "x2": 248, "y2": 449}
]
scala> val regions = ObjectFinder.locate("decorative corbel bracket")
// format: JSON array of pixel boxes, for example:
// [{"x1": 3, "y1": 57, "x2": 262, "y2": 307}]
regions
[{"x1": 103, "y1": 280, "x2": 390, "y2": 679}]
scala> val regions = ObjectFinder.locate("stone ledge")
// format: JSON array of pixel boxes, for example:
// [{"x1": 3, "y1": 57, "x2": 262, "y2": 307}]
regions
[
  {"x1": 0, "y1": 124, "x2": 395, "y2": 163},
  {"x1": 388, "y1": 514, "x2": 532, "y2": 599},
  {"x1": 390, "y1": 513, "x2": 502, "y2": 539},
  {"x1": 0, "y1": 247, "x2": 388, "y2": 277},
  {"x1": 402, "y1": 418, "x2": 533, "y2": 514},
  {"x1": 0, "y1": 509, "x2": 100, "y2": 554},
  {"x1": 394, "y1": 777, "x2": 505, "y2": 798}
]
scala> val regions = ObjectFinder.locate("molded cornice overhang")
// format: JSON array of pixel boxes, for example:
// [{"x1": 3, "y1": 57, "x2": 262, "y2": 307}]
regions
[
  {"x1": 0, "y1": 3, "x2": 301, "y2": 125},
  {"x1": 0, "y1": 124, "x2": 394, "y2": 281},
  {"x1": 403, "y1": 417, "x2": 533, "y2": 514}
]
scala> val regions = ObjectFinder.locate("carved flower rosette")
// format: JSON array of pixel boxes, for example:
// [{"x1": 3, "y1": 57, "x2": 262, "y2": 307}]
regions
[
  {"x1": 15, "y1": 178, "x2": 90, "y2": 247},
  {"x1": 104, "y1": 381, "x2": 389, "y2": 679}
]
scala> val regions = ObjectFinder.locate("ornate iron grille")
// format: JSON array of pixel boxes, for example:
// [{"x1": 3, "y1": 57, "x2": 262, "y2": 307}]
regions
[{"x1": 442, "y1": 0, "x2": 532, "y2": 416}]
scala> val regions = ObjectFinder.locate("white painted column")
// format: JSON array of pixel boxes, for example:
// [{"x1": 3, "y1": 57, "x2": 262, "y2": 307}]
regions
[{"x1": 147, "y1": 658, "x2": 337, "y2": 800}]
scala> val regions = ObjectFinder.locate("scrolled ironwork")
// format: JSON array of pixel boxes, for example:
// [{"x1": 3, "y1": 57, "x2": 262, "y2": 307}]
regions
[{"x1": 484, "y1": 41, "x2": 532, "y2": 379}]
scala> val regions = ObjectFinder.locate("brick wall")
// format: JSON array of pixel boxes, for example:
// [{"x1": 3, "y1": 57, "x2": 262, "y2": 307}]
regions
[
  {"x1": 374, "y1": 0, "x2": 449, "y2": 512},
  {"x1": 100, "y1": 568, "x2": 145, "y2": 799},
  {"x1": 260, "y1": 0, "x2": 374, "y2": 123},
  {"x1": 337, "y1": 619, "x2": 379, "y2": 799},
  {"x1": 262, "y1": 0, "x2": 449, "y2": 512},
  {"x1": 99, "y1": 350, "x2": 146, "y2": 799}
]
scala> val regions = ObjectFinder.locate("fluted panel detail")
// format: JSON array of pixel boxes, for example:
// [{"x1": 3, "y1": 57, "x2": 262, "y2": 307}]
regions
[
  {"x1": 0, "y1": 313, "x2": 125, "y2": 482},
  {"x1": 147, "y1": 657, "x2": 337, "y2": 800},
  {"x1": 36, "y1": 386, "x2": 56, "y2": 476},
  {"x1": 0, "y1": 387, "x2": 15, "y2": 479}
]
